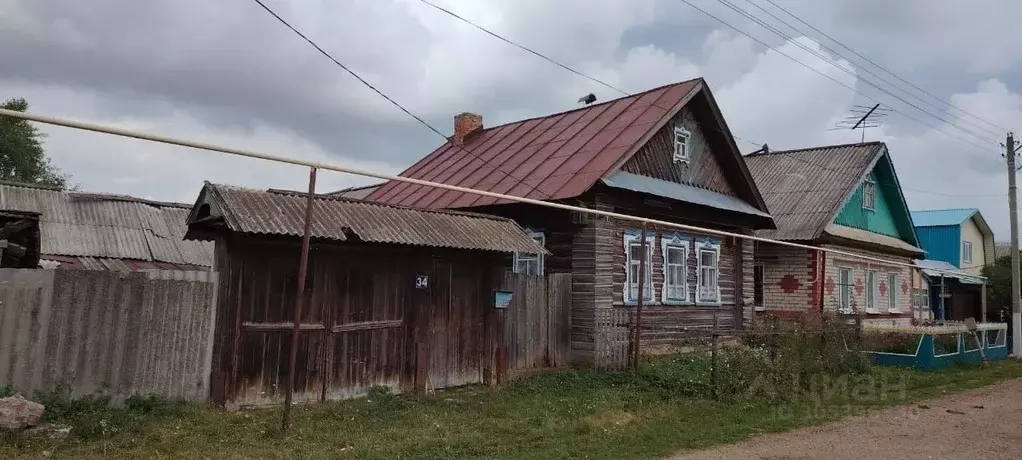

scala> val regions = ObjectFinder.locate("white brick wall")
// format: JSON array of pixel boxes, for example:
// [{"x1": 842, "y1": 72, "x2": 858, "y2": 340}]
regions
[{"x1": 820, "y1": 245, "x2": 914, "y2": 317}]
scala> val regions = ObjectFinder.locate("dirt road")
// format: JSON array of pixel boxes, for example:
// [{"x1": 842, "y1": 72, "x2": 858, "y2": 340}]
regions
[{"x1": 669, "y1": 378, "x2": 1022, "y2": 460}]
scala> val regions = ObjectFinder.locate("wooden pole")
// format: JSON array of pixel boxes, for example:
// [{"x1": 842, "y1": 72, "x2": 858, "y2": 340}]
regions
[
  {"x1": 711, "y1": 313, "x2": 719, "y2": 400},
  {"x1": 633, "y1": 224, "x2": 647, "y2": 372},
  {"x1": 282, "y1": 167, "x2": 317, "y2": 430}
]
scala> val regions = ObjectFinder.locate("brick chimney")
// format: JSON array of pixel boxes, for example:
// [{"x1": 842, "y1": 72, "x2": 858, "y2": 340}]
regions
[{"x1": 452, "y1": 112, "x2": 483, "y2": 146}]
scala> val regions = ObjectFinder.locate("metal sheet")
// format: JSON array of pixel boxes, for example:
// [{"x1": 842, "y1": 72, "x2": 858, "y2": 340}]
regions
[
  {"x1": 911, "y1": 209, "x2": 978, "y2": 227},
  {"x1": 366, "y1": 79, "x2": 701, "y2": 208},
  {"x1": 601, "y1": 171, "x2": 771, "y2": 218},
  {"x1": 197, "y1": 184, "x2": 546, "y2": 254},
  {"x1": 915, "y1": 258, "x2": 986, "y2": 283}
]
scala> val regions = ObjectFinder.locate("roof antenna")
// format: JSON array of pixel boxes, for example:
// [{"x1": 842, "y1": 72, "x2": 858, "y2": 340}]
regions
[
  {"x1": 577, "y1": 93, "x2": 596, "y2": 106},
  {"x1": 831, "y1": 103, "x2": 890, "y2": 142}
]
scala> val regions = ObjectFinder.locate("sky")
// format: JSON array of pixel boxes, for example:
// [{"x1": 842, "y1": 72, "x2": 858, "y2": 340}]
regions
[{"x1": 1, "y1": 0, "x2": 1021, "y2": 237}]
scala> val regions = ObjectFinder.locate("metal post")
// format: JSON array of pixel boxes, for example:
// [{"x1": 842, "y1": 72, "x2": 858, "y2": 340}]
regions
[
  {"x1": 1008, "y1": 132, "x2": 1022, "y2": 356},
  {"x1": 282, "y1": 167, "x2": 317, "y2": 430},
  {"x1": 632, "y1": 224, "x2": 647, "y2": 372},
  {"x1": 710, "y1": 313, "x2": 719, "y2": 400}
]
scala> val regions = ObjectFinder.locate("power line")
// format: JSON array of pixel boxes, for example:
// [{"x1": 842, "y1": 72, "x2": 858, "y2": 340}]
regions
[
  {"x1": 416, "y1": 0, "x2": 998, "y2": 200},
  {"x1": 414, "y1": 0, "x2": 765, "y2": 150},
  {"x1": 248, "y1": 0, "x2": 553, "y2": 200},
  {"x1": 761, "y1": 0, "x2": 1009, "y2": 134},
  {"x1": 744, "y1": 0, "x2": 1002, "y2": 141},
  {"x1": 707, "y1": 0, "x2": 1000, "y2": 147},
  {"x1": 0, "y1": 106, "x2": 983, "y2": 279}
]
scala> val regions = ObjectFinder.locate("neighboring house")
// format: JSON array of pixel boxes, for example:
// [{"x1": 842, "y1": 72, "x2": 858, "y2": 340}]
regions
[
  {"x1": 184, "y1": 183, "x2": 544, "y2": 406},
  {"x1": 745, "y1": 142, "x2": 925, "y2": 327},
  {"x1": 911, "y1": 208, "x2": 993, "y2": 321},
  {"x1": 994, "y1": 241, "x2": 1017, "y2": 260},
  {"x1": 0, "y1": 181, "x2": 212, "y2": 270},
  {"x1": 366, "y1": 78, "x2": 775, "y2": 367}
]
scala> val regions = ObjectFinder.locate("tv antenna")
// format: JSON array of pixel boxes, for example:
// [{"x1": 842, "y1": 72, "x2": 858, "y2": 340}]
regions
[{"x1": 831, "y1": 103, "x2": 890, "y2": 142}]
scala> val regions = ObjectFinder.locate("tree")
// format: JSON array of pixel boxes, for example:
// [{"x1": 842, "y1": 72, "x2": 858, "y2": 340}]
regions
[
  {"x1": 0, "y1": 97, "x2": 70, "y2": 188},
  {"x1": 981, "y1": 255, "x2": 1015, "y2": 322}
]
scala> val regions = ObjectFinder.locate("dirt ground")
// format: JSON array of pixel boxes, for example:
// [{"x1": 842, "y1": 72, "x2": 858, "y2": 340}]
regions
[{"x1": 669, "y1": 378, "x2": 1022, "y2": 460}]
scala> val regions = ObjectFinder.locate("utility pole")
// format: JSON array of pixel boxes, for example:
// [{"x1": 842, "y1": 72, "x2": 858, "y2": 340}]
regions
[{"x1": 1006, "y1": 132, "x2": 1022, "y2": 357}]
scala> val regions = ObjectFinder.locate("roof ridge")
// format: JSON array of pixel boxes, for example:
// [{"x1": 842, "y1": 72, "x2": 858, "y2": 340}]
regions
[
  {"x1": 473, "y1": 78, "x2": 703, "y2": 134},
  {"x1": 746, "y1": 141, "x2": 885, "y2": 157},
  {"x1": 911, "y1": 207, "x2": 979, "y2": 213}
]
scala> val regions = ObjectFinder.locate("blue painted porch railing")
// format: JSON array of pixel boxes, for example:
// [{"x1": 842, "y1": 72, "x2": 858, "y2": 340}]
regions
[{"x1": 864, "y1": 329, "x2": 1009, "y2": 370}]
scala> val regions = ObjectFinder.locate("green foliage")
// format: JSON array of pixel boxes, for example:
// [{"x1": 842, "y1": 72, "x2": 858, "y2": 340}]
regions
[
  {"x1": 861, "y1": 332, "x2": 922, "y2": 355},
  {"x1": 0, "y1": 385, "x2": 13, "y2": 398},
  {"x1": 981, "y1": 256, "x2": 1015, "y2": 322},
  {"x1": 932, "y1": 334, "x2": 961, "y2": 355},
  {"x1": 0, "y1": 97, "x2": 70, "y2": 188}
]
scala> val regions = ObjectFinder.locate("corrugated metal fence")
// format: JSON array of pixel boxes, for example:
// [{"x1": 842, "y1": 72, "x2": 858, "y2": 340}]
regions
[{"x1": 0, "y1": 268, "x2": 217, "y2": 401}]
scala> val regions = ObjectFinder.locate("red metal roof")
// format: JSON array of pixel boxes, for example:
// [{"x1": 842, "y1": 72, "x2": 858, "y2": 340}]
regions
[{"x1": 368, "y1": 79, "x2": 703, "y2": 208}]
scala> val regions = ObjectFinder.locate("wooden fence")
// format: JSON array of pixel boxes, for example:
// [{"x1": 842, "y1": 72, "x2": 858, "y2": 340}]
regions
[
  {"x1": 500, "y1": 272, "x2": 572, "y2": 375},
  {"x1": 594, "y1": 309, "x2": 631, "y2": 370},
  {"x1": 0, "y1": 268, "x2": 218, "y2": 402}
]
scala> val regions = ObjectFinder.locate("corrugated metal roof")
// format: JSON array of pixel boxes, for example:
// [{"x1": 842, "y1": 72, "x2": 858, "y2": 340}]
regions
[
  {"x1": 367, "y1": 79, "x2": 703, "y2": 208},
  {"x1": 995, "y1": 242, "x2": 1015, "y2": 259},
  {"x1": 0, "y1": 182, "x2": 213, "y2": 266},
  {"x1": 745, "y1": 142, "x2": 885, "y2": 240},
  {"x1": 601, "y1": 171, "x2": 771, "y2": 218},
  {"x1": 911, "y1": 208, "x2": 979, "y2": 227},
  {"x1": 192, "y1": 183, "x2": 546, "y2": 254},
  {"x1": 915, "y1": 259, "x2": 985, "y2": 283}
]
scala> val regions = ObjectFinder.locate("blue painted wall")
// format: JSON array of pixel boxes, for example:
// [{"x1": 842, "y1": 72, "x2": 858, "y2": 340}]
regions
[{"x1": 916, "y1": 225, "x2": 962, "y2": 267}]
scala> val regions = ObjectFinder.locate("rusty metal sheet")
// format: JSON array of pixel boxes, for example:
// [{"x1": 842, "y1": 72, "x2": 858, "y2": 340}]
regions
[
  {"x1": 198, "y1": 183, "x2": 546, "y2": 254},
  {"x1": 745, "y1": 142, "x2": 885, "y2": 241},
  {"x1": 367, "y1": 79, "x2": 702, "y2": 208}
]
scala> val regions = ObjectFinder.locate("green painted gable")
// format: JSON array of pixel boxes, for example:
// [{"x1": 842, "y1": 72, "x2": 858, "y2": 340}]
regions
[{"x1": 833, "y1": 153, "x2": 918, "y2": 246}]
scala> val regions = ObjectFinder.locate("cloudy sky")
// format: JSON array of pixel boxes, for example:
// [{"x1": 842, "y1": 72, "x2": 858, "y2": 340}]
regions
[{"x1": 2, "y1": 0, "x2": 1021, "y2": 236}]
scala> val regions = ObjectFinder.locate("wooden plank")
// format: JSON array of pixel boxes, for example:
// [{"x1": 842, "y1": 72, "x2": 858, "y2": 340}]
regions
[
  {"x1": 331, "y1": 320, "x2": 403, "y2": 333},
  {"x1": 241, "y1": 322, "x2": 327, "y2": 331}
]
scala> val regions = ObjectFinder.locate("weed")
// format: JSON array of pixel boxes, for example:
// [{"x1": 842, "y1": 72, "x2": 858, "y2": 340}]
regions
[{"x1": 0, "y1": 385, "x2": 13, "y2": 398}]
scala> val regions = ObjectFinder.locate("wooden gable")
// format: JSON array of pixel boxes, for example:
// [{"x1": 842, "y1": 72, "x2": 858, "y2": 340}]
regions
[
  {"x1": 620, "y1": 106, "x2": 738, "y2": 197},
  {"x1": 832, "y1": 151, "x2": 919, "y2": 246}
]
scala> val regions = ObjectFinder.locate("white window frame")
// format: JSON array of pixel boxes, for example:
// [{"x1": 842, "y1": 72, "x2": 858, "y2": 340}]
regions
[
  {"x1": 695, "y1": 240, "x2": 721, "y2": 305},
  {"x1": 962, "y1": 240, "x2": 973, "y2": 265},
  {"x1": 838, "y1": 267, "x2": 853, "y2": 313},
  {"x1": 661, "y1": 234, "x2": 690, "y2": 304},
  {"x1": 513, "y1": 230, "x2": 545, "y2": 276},
  {"x1": 862, "y1": 179, "x2": 876, "y2": 211},
  {"x1": 673, "y1": 126, "x2": 691, "y2": 164},
  {"x1": 624, "y1": 231, "x2": 654, "y2": 304},
  {"x1": 865, "y1": 269, "x2": 879, "y2": 313},
  {"x1": 888, "y1": 273, "x2": 900, "y2": 313}
]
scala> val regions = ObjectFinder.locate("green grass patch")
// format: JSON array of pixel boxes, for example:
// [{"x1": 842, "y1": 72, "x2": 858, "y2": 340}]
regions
[{"x1": 3, "y1": 358, "x2": 1022, "y2": 459}]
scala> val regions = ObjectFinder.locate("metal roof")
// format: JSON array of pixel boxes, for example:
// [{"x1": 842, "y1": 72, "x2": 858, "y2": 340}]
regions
[
  {"x1": 189, "y1": 183, "x2": 546, "y2": 254},
  {"x1": 367, "y1": 79, "x2": 703, "y2": 208},
  {"x1": 910, "y1": 209, "x2": 979, "y2": 227},
  {"x1": 0, "y1": 182, "x2": 213, "y2": 266},
  {"x1": 915, "y1": 259, "x2": 985, "y2": 284},
  {"x1": 601, "y1": 171, "x2": 771, "y2": 218},
  {"x1": 324, "y1": 184, "x2": 382, "y2": 200},
  {"x1": 745, "y1": 142, "x2": 885, "y2": 240}
]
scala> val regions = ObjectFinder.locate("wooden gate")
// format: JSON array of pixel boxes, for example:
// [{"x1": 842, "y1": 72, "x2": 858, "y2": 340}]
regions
[{"x1": 500, "y1": 272, "x2": 572, "y2": 374}]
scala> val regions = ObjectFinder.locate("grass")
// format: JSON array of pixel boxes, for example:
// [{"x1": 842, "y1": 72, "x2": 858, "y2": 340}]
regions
[{"x1": 3, "y1": 359, "x2": 1022, "y2": 459}]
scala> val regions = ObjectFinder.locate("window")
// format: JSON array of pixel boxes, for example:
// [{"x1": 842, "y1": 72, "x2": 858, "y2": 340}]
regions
[
  {"x1": 673, "y1": 126, "x2": 691, "y2": 163},
  {"x1": 838, "y1": 268, "x2": 852, "y2": 313},
  {"x1": 962, "y1": 241, "x2": 973, "y2": 264},
  {"x1": 695, "y1": 240, "x2": 720, "y2": 304},
  {"x1": 862, "y1": 179, "x2": 876, "y2": 211},
  {"x1": 866, "y1": 270, "x2": 878, "y2": 312},
  {"x1": 513, "y1": 231, "x2": 545, "y2": 275},
  {"x1": 888, "y1": 273, "x2": 899, "y2": 312},
  {"x1": 753, "y1": 264, "x2": 765, "y2": 309},
  {"x1": 661, "y1": 234, "x2": 689, "y2": 304},
  {"x1": 920, "y1": 288, "x2": 929, "y2": 308},
  {"x1": 624, "y1": 232, "x2": 653, "y2": 303}
]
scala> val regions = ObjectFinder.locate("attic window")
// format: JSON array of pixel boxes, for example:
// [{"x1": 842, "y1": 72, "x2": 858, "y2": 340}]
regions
[
  {"x1": 673, "y1": 126, "x2": 691, "y2": 163},
  {"x1": 862, "y1": 179, "x2": 876, "y2": 211}
]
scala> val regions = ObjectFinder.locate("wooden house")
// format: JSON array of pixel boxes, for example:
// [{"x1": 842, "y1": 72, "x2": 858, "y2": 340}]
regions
[
  {"x1": 366, "y1": 78, "x2": 775, "y2": 367},
  {"x1": 745, "y1": 142, "x2": 925, "y2": 327},
  {"x1": 184, "y1": 183, "x2": 545, "y2": 407}
]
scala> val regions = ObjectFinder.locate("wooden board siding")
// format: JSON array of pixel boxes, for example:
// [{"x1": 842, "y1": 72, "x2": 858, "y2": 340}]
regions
[
  {"x1": 210, "y1": 235, "x2": 505, "y2": 407},
  {"x1": 569, "y1": 208, "x2": 616, "y2": 366},
  {"x1": 620, "y1": 107, "x2": 738, "y2": 197}
]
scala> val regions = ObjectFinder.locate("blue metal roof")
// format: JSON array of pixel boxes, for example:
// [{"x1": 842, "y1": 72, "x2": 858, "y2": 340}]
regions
[
  {"x1": 910, "y1": 208, "x2": 978, "y2": 227},
  {"x1": 601, "y1": 171, "x2": 772, "y2": 218},
  {"x1": 915, "y1": 259, "x2": 985, "y2": 284}
]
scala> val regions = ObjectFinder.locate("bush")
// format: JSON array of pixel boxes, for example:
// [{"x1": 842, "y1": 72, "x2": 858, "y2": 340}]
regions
[
  {"x1": 861, "y1": 332, "x2": 922, "y2": 355},
  {"x1": 933, "y1": 334, "x2": 960, "y2": 355},
  {"x1": 0, "y1": 385, "x2": 13, "y2": 398}
]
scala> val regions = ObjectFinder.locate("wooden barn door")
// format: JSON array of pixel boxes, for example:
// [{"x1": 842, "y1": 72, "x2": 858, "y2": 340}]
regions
[{"x1": 426, "y1": 259, "x2": 486, "y2": 390}]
